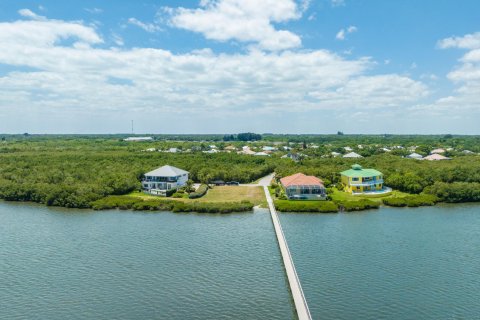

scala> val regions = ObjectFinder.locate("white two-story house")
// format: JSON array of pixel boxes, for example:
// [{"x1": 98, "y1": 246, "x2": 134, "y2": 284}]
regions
[{"x1": 142, "y1": 165, "x2": 189, "y2": 196}]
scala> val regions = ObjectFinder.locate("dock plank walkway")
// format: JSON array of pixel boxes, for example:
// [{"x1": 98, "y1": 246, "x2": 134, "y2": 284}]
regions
[{"x1": 263, "y1": 186, "x2": 312, "y2": 320}]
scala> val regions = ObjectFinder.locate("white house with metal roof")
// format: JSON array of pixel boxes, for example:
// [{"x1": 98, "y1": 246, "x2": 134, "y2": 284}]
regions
[{"x1": 142, "y1": 165, "x2": 189, "y2": 196}]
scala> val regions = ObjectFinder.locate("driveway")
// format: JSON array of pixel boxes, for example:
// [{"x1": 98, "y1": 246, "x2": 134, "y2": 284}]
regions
[{"x1": 240, "y1": 172, "x2": 275, "y2": 187}]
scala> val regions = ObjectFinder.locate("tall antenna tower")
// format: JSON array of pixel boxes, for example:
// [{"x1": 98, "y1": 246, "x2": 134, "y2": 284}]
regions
[{"x1": 131, "y1": 120, "x2": 134, "y2": 134}]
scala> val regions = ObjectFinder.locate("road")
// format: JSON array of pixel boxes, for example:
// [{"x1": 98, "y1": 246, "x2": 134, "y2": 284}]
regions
[{"x1": 240, "y1": 172, "x2": 275, "y2": 187}]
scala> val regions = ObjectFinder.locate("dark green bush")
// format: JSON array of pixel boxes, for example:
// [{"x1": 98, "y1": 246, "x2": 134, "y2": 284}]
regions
[
  {"x1": 337, "y1": 199, "x2": 380, "y2": 212},
  {"x1": 188, "y1": 184, "x2": 208, "y2": 199},
  {"x1": 382, "y1": 194, "x2": 438, "y2": 207},
  {"x1": 91, "y1": 196, "x2": 253, "y2": 213},
  {"x1": 423, "y1": 182, "x2": 480, "y2": 203},
  {"x1": 275, "y1": 200, "x2": 338, "y2": 213}
]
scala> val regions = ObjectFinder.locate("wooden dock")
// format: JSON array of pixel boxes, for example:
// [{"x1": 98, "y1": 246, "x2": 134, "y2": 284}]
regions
[{"x1": 263, "y1": 186, "x2": 312, "y2": 320}]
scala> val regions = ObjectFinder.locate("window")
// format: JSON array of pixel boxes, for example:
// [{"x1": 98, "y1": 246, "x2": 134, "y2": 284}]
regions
[{"x1": 352, "y1": 177, "x2": 359, "y2": 181}]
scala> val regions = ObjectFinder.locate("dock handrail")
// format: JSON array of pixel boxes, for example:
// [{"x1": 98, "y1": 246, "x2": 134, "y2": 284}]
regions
[{"x1": 264, "y1": 186, "x2": 312, "y2": 320}]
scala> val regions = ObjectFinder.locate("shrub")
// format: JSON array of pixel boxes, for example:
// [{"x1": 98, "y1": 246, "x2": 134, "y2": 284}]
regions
[
  {"x1": 172, "y1": 201, "x2": 254, "y2": 213},
  {"x1": 336, "y1": 199, "x2": 380, "y2": 212},
  {"x1": 188, "y1": 184, "x2": 209, "y2": 199},
  {"x1": 171, "y1": 192, "x2": 184, "y2": 198},
  {"x1": 383, "y1": 194, "x2": 439, "y2": 207},
  {"x1": 165, "y1": 188, "x2": 177, "y2": 197},
  {"x1": 90, "y1": 196, "x2": 140, "y2": 210},
  {"x1": 423, "y1": 182, "x2": 480, "y2": 203},
  {"x1": 274, "y1": 200, "x2": 338, "y2": 213}
]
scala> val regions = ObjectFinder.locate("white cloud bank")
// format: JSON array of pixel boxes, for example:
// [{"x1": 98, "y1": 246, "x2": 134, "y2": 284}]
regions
[
  {"x1": 0, "y1": 11, "x2": 428, "y2": 119},
  {"x1": 165, "y1": 0, "x2": 302, "y2": 51},
  {"x1": 414, "y1": 32, "x2": 480, "y2": 116}
]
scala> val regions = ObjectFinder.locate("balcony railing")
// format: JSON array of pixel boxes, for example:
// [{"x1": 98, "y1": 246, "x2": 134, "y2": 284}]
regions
[{"x1": 350, "y1": 179, "x2": 383, "y2": 186}]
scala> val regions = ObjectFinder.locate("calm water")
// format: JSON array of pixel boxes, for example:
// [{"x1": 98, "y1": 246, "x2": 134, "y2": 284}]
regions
[
  {"x1": 2, "y1": 202, "x2": 480, "y2": 320},
  {"x1": 0, "y1": 203, "x2": 294, "y2": 320},
  {"x1": 281, "y1": 205, "x2": 480, "y2": 320}
]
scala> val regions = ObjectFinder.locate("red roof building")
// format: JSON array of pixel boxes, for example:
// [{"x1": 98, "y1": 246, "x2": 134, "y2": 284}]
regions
[{"x1": 280, "y1": 173, "x2": 326, "y2": 200}]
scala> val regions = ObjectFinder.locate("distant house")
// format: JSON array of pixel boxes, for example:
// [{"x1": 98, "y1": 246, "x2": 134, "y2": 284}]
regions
[
  {"x1": 168, "y1": 148, "x2": 179, "y2": 153},
  {"x1": 431, "y1": 148, "x2": 446, "y2": 154},
  {"x1": 424, "y1": 154, "x2": 451, "y2": 161},
  {"x1": 124, "y1": 136, "x2": 153, "y2": 142},
  {"x1": 340, "y1": 164, "x2": 384, "y2": 194},
  {"x1": 262, "y1": 146, "x2": 276, "y2": 152},
  {"x1": 462, "y1": 150, "x2": 475, "y2": 154},
  {"x1": 344, "y1": 146, "x2": 353, "y2": 152},
  {"x1": 142, "y1": 165, "x2": 189, "y2": 196},
  {"x1": 254, "y1": 152, "x2": 270, "y2": 156},
  {"x1": 406, "y1": 152, "x2": 423, "y2": 159},
  {"x1": 280, "y1": 173, "x2": 326, "y2": 200},
  {"x1": 239, "y1": 149, "x2": 256, "y2": 155},
  {"x1": 224, "y1": 145, "x2": 237, "y2": 151},
  {"x1": 203, "y1": 149, "x2": 218, "y2": 154},
  {"x1": 331, "y1": 152, "x2": 341, "y2": 157},
  {"x1": 281, "y1": 153, "x2": 306, "y2": 162},
  {"x1": 343, "y1": 152, "x2": 363, "y2": 158}
]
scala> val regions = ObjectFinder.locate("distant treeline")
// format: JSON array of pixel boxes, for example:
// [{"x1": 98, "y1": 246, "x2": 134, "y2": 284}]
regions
[
  {"x1": 0, "y1": 136, "x2": 480, "y2": 208},
  {"x1": 222, "y1": 132, "x2": 262, "y2": 142}
]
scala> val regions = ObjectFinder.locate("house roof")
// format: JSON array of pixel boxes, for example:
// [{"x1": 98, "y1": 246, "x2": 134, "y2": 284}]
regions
[
  {"x1": 343, "y1": 152, "x2": 363, "y2": 158},
  {"x1": 280, "y1": 173, "x2": 324, "y2": 187},
  {"x1": 424, "y1": 154, "x2": 451, "y2": 161},
  {"x1": 145, "y1": 165, "x2": 189, "y2": 177},
  {"x1": 431, "y1": 148, "x2": 446, "y2": 154},
  {"x1": 407, "y1": 152, "x2": 423, "y2": 159},
  {"x1": 341, "y1": 164, "x2": 382, "y2": 178}
]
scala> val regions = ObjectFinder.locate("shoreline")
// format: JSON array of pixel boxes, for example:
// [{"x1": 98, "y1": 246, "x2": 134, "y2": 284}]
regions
[{"x1": 1, "y1": 196, "x2": 479, "y2": 214}]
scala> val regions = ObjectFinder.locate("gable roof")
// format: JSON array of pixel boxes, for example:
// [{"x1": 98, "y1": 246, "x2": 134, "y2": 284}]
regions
[
  {"x1": 407, "y1": 152, "x2": 423, "y2": 159},
  {"x1": 280, "y1": 173, "x2": 324, "y2": 187},
  {"x1": 341, "y1": 164, "x2": 382, "y2": 178},
  {"x1": 145, "y1": 165, "x2": 189, "y2": 177},
  {"x1": 343, "y1": 152, "x2": 363, "y2": 158},
  {"x1": 424, "y1": 154, "x2": 451, "y2": 161}
]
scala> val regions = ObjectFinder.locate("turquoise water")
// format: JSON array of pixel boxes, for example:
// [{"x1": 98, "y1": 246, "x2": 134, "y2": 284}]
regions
[
  {"x1": 0, "y1": 203, "x2": 294, "y2": 320},
  {"x1": 280, "y1": 205, "x2": 480, "y2": 320},
  {"x1": 3, "y1": 201, "x2": 480, "y2": 320}
]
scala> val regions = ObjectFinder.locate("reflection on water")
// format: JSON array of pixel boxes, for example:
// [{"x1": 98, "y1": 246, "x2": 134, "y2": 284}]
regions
[
  {"x1": 281, "y1": 205, "x2": 480, "y2": 320},
  {"x1": 0, "y1": 202, "x2": 294, "y2": 320}
]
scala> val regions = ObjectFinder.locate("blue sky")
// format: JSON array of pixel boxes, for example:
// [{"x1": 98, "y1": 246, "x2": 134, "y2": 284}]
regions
[{"x1": 0, "y1": 0, "x2": 479, "y2": 134}]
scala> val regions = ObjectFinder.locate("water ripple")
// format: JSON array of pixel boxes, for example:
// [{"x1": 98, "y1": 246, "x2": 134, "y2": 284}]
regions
[
  {"x1": 0, "y1": 203, "x2": 294, "y2": 320},
  {"x1": 281, "y1": 204, "x2": 480, "y2": 320}
]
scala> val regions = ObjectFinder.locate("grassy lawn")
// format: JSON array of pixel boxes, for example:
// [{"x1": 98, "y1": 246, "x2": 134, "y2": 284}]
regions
[
  {"x1": 126, "y1": 186, "x2": 266, "y2": 206},
  {"x1": 330, "y1": 187, "x2": 410, "y2": 203}
]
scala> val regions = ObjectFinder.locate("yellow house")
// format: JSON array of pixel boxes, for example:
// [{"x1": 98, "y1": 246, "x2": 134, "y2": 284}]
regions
[{"x1": 340, "y1": 164, "x2": 384, "y2": 194}]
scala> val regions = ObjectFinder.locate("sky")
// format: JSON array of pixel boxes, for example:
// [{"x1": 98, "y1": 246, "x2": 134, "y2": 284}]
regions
[{"x1": 0, "y1": 0, "x2": 479, "y2": 134}]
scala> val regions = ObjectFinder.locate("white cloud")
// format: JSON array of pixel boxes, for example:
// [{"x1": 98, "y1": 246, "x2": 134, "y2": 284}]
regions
[
  {"x1": 411, "y1": 32, "x2": 480, "y2": 118},
  {"x1": 300, "y1": 0, "x2": 312, "y2": 12},
  {"x1": 112, "y1": 33, "x2": 124, "y2": 46},
  {"x1": 127, "y1": 17, "x2": 162, "y2": 33},
  {"x1": 165, "y1": 0, "x2": 302, "y2": 51},
  {"x1": 336, "y1": 25, "x2": 357, "y2": 40},
  {"x1": 0, "y1": 13, "x2": 429, "y2": 132},
  {"x1": 18, "y1": 9, "x2": 46, "y2": 21},
  {"x1": 438, "y1": 32, "x2": 480, "y2": 49},
  {"x1": 331, "y1": 0, "x2": 346, "y2": 7},
  {"x1": 336, "y1": 29, "x2": 345, "y2": 40},
  {"x1": 85, "y1": 8, "x2": 103, "y2": 14}
]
